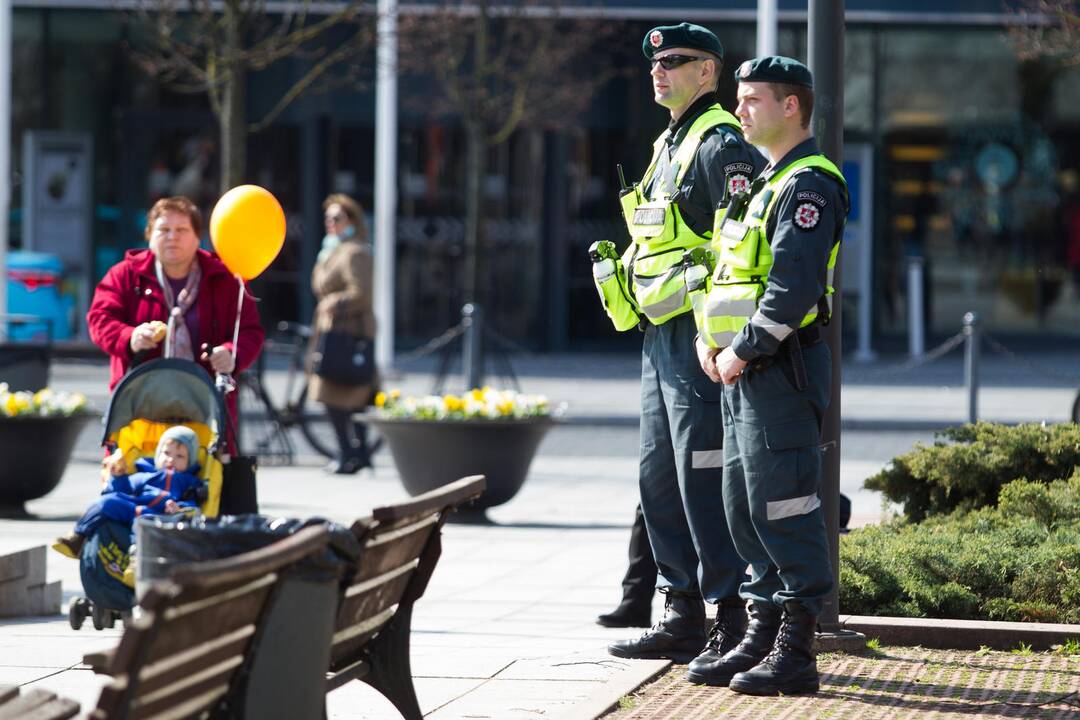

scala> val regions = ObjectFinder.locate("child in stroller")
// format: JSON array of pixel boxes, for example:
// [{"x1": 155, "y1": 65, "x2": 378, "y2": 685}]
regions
[
  {"x1": 52, "y1": 426, "x2": 206, "y2": 560},
  {"x1": 65, "y1": 358, "x2": 232, "y2": 630}
]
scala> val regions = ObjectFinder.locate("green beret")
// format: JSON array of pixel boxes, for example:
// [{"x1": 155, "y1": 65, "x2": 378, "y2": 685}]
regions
[
  {"x1": 642, "y1": 23, "x2": 724, "y2": 61},
  {"x1": 735, "y1": 56, "x2": 813, "y2": 88}
]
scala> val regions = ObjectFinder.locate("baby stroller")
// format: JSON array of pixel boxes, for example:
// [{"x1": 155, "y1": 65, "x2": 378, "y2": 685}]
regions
[{"x1": 69, "y1": 358, "x2": 232, "y2": 631}]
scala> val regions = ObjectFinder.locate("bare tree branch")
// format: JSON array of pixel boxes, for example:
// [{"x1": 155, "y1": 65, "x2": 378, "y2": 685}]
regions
[{"x1": 1009, "y1": 1, "x2": 1080, "y2": 66}]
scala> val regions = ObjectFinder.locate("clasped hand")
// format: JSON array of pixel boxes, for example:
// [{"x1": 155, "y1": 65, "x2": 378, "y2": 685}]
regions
[{"x1": 695, "y1": 337, "x2": 748, "y2": 385}]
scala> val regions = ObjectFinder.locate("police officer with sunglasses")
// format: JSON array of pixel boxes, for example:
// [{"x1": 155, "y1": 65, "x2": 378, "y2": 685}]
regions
[{"x1": 599, "y1": 23, "x2": 764, "y2": 671}]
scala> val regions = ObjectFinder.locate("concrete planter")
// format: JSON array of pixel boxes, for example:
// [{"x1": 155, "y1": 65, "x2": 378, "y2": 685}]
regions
[
  {"x1": 367, "y1": 416, "x2": 554, "y2": 521},
  {"x1": 0, "y1": 412, "x2": 99, "y2": 516}
]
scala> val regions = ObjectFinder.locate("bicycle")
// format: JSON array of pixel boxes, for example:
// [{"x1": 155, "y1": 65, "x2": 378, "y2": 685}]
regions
[{"x1": 237, "y1": 321, "x2": 380, "y2": 465}]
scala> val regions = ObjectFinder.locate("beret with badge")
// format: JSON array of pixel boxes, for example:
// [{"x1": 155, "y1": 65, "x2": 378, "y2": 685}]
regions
[
  {"x1": 642, "y1": 22, "x2": 724, "y2": 60},
  {"x1": 734, "y1": 55, "x2": 814, "y2": 88}
]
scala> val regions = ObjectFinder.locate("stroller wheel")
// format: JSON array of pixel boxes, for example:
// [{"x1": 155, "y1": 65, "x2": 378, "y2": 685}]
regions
[
  {"x1": 68, "y1": 597, "x2": 90, "y2": 631},
  {"x1": 91, "y1": 602, "x2": 109, "y2": 631}
]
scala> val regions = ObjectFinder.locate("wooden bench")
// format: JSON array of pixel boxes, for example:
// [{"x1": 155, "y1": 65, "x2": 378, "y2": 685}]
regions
[
  {"x1": 327, "y1": 475, "x2": 486, "y2": 720},
  {"x1": 83, "y1": 524, "x2": 333, "y2": 720},
  {"x1": 0, "y1": 685, "x2": 79, "y2": 720}
]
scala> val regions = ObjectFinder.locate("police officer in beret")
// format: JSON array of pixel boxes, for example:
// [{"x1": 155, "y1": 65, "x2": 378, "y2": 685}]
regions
[
  {"x1": 691, "y1": 56, "x2": 849, "y2": 694},
  {"x1": 601, "y1": 22, "x2": 764, "y2": 668}
]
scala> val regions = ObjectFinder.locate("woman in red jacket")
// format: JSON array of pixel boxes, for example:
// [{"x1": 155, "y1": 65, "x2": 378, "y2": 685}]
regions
[{"x1": 87, "y1": 196, "x2": 264, "y2": 448}]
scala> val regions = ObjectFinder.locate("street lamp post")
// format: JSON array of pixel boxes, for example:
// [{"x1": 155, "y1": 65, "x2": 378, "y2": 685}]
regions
[
  {"x1": 0, "y1": 0, "x2": 12, "y2": 325},
  {"x1": 809, "y1": 0, "x2": 864, "y2": 651},
  {"x1": 374, "y1": 0, "x2": 398, "y2": 373}
]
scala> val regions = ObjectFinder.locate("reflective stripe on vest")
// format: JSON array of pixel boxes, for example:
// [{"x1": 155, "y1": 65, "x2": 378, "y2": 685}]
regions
[
  {"x1": 695, "y1": 154, "x2": 847, "y2": 349},
  {"x1": 619, "y1": 105, "x2": 744, "y2": 325}
]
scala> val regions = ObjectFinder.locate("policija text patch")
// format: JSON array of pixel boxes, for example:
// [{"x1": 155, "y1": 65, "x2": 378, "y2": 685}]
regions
[{"x1": 793, "y1": 190, "x2": 826, "y2": 230}]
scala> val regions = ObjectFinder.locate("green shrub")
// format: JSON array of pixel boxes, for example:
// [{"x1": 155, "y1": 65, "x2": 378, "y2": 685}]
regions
[
  {"x1": 839, "y1": 478, "x2": 1080, "y2": 623},
  {"x1": 863, "y1": 422, "x2": 1080, "y2": 521}
]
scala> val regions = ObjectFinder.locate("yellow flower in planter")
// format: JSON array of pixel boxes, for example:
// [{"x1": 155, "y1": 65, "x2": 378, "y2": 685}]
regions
[
  {"x1": 377, "y1": 387, "x2": 556, "y2": 421},
  {"x1": 0, "y1": 383, "x2": 88, "y2": 418},
  {"x1": 374, "y1": 391, "x2": 387, "y2": 408}
]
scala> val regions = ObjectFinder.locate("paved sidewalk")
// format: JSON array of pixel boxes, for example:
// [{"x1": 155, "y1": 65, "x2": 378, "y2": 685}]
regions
[{"x1": 0, "y1": 349, "x2": 1075, "y2": 718}]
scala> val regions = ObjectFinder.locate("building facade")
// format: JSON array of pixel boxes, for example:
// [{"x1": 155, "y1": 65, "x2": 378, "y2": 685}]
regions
[{"x1": 7, "y1": 0, "x2": 1080, "y2": 351}]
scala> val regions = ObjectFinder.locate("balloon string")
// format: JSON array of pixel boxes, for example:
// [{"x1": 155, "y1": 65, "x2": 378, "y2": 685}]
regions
[{"x1": 232, "y1": 275, "x2": 244, "y2": 366}]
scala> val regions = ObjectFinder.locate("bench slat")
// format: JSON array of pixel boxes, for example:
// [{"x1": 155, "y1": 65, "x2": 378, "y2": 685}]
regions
[
  {"x1": 370, "y1": 475, "x2": 484, "y2": 523},
  {"x1": 0, "y1": 689, "x2": 79, "y2": 720},
  {"x1": 129, "y1": 677, "x2": 229, "y2": 720},
  {"x1": 355, "y1": 521, "x2": 436, "y2": 581},
  {"x1": 331, "y1": 574, "x2": 415, "y2": 665},
  {"x1": 132, "y1": 626, "x2": 251, "y2": 698},
  {"x1": 325, "y1": 657, "x2": 370, "y2": 692}
]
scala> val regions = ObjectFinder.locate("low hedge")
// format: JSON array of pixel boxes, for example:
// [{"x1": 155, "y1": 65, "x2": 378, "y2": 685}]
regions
[
  {"x1": 863, "y1": 422, "x2": 1080, "y2": 522},
  {"x1": 840, "y1": 475, "x2": 1080, "y2": 624}
]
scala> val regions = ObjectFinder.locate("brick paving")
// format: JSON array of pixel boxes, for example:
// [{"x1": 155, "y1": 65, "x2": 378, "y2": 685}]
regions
[{"x1": 603, "y1": 647, "x2": 1080, "y2": 719}]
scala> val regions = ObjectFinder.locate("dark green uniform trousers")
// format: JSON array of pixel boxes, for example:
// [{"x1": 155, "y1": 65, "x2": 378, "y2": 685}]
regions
[
  {"x1": 638, "y1": 312, "x2": 745, "y2": 603},
  {"x1": 719, "y1": 341, "x2": 833, "y2": 615}
]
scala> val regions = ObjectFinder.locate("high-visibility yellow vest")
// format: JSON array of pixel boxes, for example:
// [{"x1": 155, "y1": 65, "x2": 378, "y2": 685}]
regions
[
  {"x1": 689, "y1": 154, "x2": 847, "y2": 349},
  {"x1": 592, "y1": 105, "x2": 742, "y2": 330}
]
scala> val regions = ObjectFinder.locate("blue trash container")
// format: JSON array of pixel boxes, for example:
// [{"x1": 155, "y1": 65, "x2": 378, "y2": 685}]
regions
[{"x1": 7, "y1": 252, "x2": 72, "y2": 341}]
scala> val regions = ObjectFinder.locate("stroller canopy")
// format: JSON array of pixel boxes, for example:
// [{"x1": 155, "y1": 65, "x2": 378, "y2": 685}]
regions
[{"x1": 101, "y1": 359, "x2": 226, "y2": 445}]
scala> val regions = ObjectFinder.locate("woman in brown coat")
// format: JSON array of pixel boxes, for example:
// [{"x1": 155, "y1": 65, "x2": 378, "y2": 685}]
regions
[{"x1": 310, "y1": 194, "x2": 377, "y2": 474}]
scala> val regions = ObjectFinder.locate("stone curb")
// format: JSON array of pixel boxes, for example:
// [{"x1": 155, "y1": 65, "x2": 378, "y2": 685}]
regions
[
  {"x1": 840, "y1": 614, "x2": 1080, "y2": 651},
  {"x1": 554, "y1": 658, "x2": 670, "y2": 720}
]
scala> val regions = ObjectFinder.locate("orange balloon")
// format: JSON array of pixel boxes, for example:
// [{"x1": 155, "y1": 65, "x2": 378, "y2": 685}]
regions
[{"x1": 209, "y1": 185, "x2": 287, "y2": 280}]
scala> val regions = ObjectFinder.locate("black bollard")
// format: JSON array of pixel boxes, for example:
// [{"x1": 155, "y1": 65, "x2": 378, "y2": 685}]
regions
[
  {"x1": 963, "y1": 312, "x2": 980, "y2": 423},
  {"x1": 462, "y1": 303, "x2": 484, "y2": 391}
]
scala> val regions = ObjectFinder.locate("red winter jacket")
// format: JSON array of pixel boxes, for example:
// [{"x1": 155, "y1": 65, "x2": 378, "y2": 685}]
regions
[{"x1": 87, "y1": 249, "x2": 265, "y2": 446}]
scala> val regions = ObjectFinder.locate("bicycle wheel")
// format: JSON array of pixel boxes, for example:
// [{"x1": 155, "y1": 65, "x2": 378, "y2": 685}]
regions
[
  {"x1": 237, "y1": 371, "x2": 295, "y2": 465},
  {"x1": 295, "y1": 382, "x2": 383, "y2": 461},
  {"x1": 296, "y1": 381, "x2": 338, "y2": 460}
]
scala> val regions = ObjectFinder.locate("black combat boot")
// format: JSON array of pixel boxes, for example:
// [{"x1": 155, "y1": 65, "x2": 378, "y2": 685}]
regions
[
  {"x1": 596, "y1": 594, "x2": 653, "y2": 628},
  {"x1": 597, "y1": 507, "x2": 656, "y2": 628},
  {"x1": 686, "y1": 600, "x2": 781, "y2": 686},
  {"x1": 607, "y1": 590, "x2": 706, "y2": 664},
  {"x1": 729, "y1": 601, "x2": 819, "y2": 695}
]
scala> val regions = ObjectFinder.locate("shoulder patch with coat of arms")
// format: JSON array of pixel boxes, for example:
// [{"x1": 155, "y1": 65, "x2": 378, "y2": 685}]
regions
[
  {"x1": 794, "y1": 202, "x2": 821, "y2": 230},
  {"x1": 724, "y1": 162, "x2": 754, "y2": 196}
]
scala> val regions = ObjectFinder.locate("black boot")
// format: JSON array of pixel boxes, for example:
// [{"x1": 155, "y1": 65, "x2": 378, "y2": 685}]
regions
[
  {"x1": 607, "y1": 590, "x2": 706, "y2": 664},
  {"x1": 325, "y1": 407, "x2": 370, "y2": 475},
  {"x1": 729, "y1": 601, "x2": 819, "y2": 695},
  {"x1": 686, "y1": 600, "x2": 780, "y2": 686},
  {"x1": 596, "y1": 595, "x2": 653, "y2": 628},
  {"x1": 597, "y1": 506, "x2": 656, "y2": 628}
]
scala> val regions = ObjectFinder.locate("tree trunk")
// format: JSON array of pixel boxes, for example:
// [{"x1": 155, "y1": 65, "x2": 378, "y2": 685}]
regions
[
  {"x1": 462, "y1": 118, "x2": 483, "y2": 305},
  {"x1": 219, "y1": 0, "x2": 247, "y2": 193}
]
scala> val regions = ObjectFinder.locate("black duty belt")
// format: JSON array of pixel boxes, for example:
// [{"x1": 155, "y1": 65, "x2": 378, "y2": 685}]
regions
[{"x1": 747, "y1": 323, "x2": 823, "y2": 390}]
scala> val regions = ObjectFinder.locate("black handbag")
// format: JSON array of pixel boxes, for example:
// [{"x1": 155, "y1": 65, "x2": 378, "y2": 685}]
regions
[
  {"x1": 313, "y1": 331, "x2": 375, "y2": 385},
  {"x1": 220, "y1": 455, "x2": 259, "y2": 515}
]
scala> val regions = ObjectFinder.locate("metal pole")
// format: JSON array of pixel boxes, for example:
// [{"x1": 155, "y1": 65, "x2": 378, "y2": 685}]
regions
[
  {"x1": 757, "y1": 0, "x2": 778, "y2": 56},
  {"x1": 907, "y1": 256, "x2": 925, "y2": 358},
  {"x1": 853, "y1": 143, "x2": 876, "y2": 362},
  {"x1": 0, "y1": 0, "x2": 11, "y2": 328},
  {"x1": 374, "y1": 0, "x2": 398, "y2": 373},
  {"x1": 809, "y1": 0, "x2": 851, "y2": 640},
  {"x1": 963, "y1": 312, "x2": 980, "y2": 423},
  {"x1": 462, "y1": 303, "x2": 484, "y2": 390}
]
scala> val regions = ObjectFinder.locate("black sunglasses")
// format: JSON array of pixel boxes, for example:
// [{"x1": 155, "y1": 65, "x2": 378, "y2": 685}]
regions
[{"x1": 650, "y1": 54, "x2": 711, "y2": 71}]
